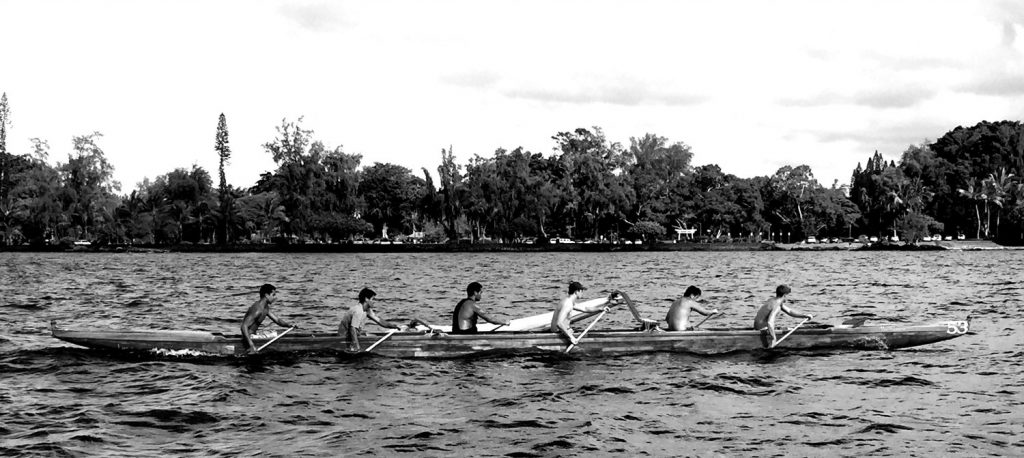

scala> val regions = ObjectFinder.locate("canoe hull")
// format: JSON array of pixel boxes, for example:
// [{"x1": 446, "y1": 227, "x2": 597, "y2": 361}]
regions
[{"x1": 50, "y1": 320, "x2": 970, "y2": 358}]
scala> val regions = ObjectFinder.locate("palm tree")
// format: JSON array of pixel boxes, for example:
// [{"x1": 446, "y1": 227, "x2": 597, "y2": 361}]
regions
[
  {"x1": 957, "y1": 179, "x2": 986, "y2": 239},
  {"x1": 985, "y1": 168, "x2": 1015, "y2": 239},
  {"x1": 888, "y1": 177, "x2": 930, "y2": 240}
]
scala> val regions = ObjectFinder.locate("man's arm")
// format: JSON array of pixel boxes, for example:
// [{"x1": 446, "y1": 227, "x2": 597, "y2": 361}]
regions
[
  {"x1": 556, "y1": 320, "x2": 577, "y2": 345},
  {"x1": 554, "y1": 302, "x2": 577, "y2": 344},
  {"x1": 691, "y1": 303, "x2": 719, "y2": 316},
  {"x1": 572, "y1": 293, "x2": 616, "y2": 313},
  {"x1": 241, "y1": 304, "x2": 259, "y2": 353},
  {"x1": 473, "y1": 304, "x2": 511, "y2": 326},
  {"x1": 347, "y1": 325, "x2": 361, "y2": 351},
  {"x1": 780, "y1": 303, "x2": 812, "y2": 320},
  {"x1": 266, "y1": 310, "x2": 295, "y2": 328},
  {"x1": 367, "y1": 309, "x2": 403, "y2": 329}
]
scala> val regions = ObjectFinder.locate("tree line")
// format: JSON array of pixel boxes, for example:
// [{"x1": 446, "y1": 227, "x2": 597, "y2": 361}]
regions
[{"x1": 2, "y1": 91, "x2": 1024, "y2": 247}]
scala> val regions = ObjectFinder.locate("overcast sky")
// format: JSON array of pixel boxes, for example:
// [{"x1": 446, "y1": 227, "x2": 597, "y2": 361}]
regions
[{"x1": 2, "y1": 0, "x2": 1024, "y2": 191}]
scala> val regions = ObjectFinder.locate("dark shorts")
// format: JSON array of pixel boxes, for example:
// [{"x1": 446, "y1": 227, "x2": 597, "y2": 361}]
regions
[{"x1": 758, "y1": 328, "x2": 772, "y2": 348}]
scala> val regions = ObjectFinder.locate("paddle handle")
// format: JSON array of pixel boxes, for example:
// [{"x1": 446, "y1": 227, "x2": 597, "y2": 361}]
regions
[
  {"x1": 363, "y1": 329, "x2": 398, "y2": 353},
  {"x1": 256, "y1": 326, "x2": 295, "y2": 352},
  {"x1": 565, "y1": 308, "x2": 608, "y2": 353},
  {"x1": 692, "y1": 311, "x2": 720, "y2": 330},
  {"x1": 771, "y1": 318, "x2": 810, "y2": 348}
]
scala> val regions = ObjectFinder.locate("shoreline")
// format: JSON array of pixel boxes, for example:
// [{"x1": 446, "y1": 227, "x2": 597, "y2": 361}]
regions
[{"x1": 1, "y1": 240, "x2": 1020, "y2": 253}]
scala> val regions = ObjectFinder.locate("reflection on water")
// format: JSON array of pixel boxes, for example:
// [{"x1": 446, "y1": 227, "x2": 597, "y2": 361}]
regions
[{"x1": 1, "y1": 251, "x2": 1022, "y2": 456}]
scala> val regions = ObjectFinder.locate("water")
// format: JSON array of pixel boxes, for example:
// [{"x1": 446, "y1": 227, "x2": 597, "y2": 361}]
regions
[{"x1": 1, "y1": 251, "x2": 1021, "y2": 456}]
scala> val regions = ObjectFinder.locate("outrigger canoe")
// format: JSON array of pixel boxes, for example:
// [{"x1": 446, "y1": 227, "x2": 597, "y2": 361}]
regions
[{"x1": 50, "y1": 318, "x2": 971, "y2": 358}]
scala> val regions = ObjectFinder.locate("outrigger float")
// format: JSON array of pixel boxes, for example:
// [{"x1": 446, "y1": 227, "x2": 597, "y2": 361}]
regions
[{"x1": 50, "y1": 310, "x2": 971, "y2": 358}]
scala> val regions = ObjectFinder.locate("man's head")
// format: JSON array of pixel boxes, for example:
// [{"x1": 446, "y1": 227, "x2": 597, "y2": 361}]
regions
[
  {"x1": 568, "y1": 281, "x2": 586, "y2": 296},
  {"x1": 466, "y1": 282, "x2": 482, "y2": 299},
  {"x1": 684, "y1": 285, "x2": 702, "y2": 298},
  {"x1": 259, "y1": 284, "x2": 276, "y2": 300},
  {"x1": 359, "y1": 287, "x2": 377, "y2": 304},
  {"x1": 775, "y1": 284, "x2": 792, "y2": 297}
]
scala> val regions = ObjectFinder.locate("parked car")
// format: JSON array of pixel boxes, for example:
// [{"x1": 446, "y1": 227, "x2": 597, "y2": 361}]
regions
[
  {"x1": 957, "y1": 234, "x2": 966, "y2": 240},
  {"x1": 806, "y1": 236, "x2": 818, "y2": 244},
  {"x1": 944, "y1": 235, "x2": 953, "y2": 241},
  {"x1": 921, "y1": 235, "x2": 932, "y2": 242},
  {"x1": 868, "y1": 236, "x2": 879, "y2": 243},
  {"x1": 829, "y1": 237, "x2": 840, "y2": 243}
]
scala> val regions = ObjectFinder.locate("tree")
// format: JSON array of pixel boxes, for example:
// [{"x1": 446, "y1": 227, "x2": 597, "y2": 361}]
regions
[
  {"x1": 144, "y1": 166, "x2": 215, "y2": 243},
  {"x1": 0, "y1": 93, "x2": 12, "y2": 244},
  {"x1": 357, "y1": 163, "x2": 426, "y2": 238},
  {"x1": 260, "y1": 118, "x2": 330, "y2": 238},
  {"x1": 765, "y1": 165, "x2": 821, "y2": 238},
  {"x1": 419, "y1": 167, "x2": 442, "y2": 231},
  {"x1": 957, "y1": 179, "x2": 985, "y2": 239},
  {"x1": 461, "y1": 154, "x2": 500, "y2": 241},
  {"x1": 929, "y1": 121, "x2": 1024, "y2": 238},
  {"x1": 624, "y1": 133, "x2": 692, "y2": 224},
  {"x1": 57, "y1": 132, "x2": 121, "y2": 241},
  {"x1": 437, "y1": 146, "x2": 464, "y2": 240},
  {"x1": 214, "y1": 113, "x2": 231, "y2": 244},
  {"x1": 6, "y1": 150, "x2": 62, "y2": 245},
  {"x1": 323, "y1": 150, "x2": 362, "y2": 209},
  {"x1": 0, "y1": 93, "x2": 10, "y2": 206},
  {"x1": 886, "y1": 176, "x2": 933, "y2": 240},
  {"x1": 551, "y1": 127, "x2": 628, "y2": 239},
  {"x1": 984, "y1": 168, "x2": 1014, "y2": 239},
  {"x1": 237, "y1": 191, "x2": 289, "y2": 242},
  {"x1": 628, "y1": 220, "x2": 666, "y2": 243}
]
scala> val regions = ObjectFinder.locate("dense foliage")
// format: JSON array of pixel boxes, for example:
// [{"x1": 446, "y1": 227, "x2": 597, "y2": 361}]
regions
[{"x1": 1, "y1": 91, "x2": 1023, "y2": 246}]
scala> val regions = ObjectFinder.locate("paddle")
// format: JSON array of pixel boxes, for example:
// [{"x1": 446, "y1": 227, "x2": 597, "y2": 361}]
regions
[
  {"x1": 255, "y1": 326, "x2": 295, "y2": 353},
  {"x1": 770, "y1": 318, "x2": 810, "y2": 348},
  {"x1": 363, "y1": 329, "x2": 398, "y2": 353},
  {"x1": 692, "y1": 311, "x2": 721, "y2": 330},
  {"x1": 488, "y1": 323, "x2": 507, "y2": 333},
  {"x1": 565, "y1": 307, "x2": 609, "y2": 353}
]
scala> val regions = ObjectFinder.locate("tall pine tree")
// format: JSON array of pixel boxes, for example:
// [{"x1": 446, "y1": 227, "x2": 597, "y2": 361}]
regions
[
  {"x1": 0, "y1": 93, "x2": 10, "y2": 245},
  {"x1": 214, "y1": 113, "x2": 231, "y2": 244},
  {"x1": 0, "y1": 93, "x2": 10, "y2": 210}
]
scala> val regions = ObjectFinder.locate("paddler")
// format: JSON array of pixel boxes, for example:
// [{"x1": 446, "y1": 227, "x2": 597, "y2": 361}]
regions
[
  {"x1": 551, "y1": 281, "x2": 618, "y2": 345},
  {"x1": 753, "y1": 284, "x2": 812, "y2": 347},
  {"x1": 452, "y1": 282, "x2": 510, "y2": 334},
  {"x1": 241, "y1": 283, "x2": 299, "y2": 354},
  {"x1": 666, "y1": 286, "x2": 719, "y2": 331},
  {"x1": 338, "y1": 287, "x2": 405, "y2": 352}
]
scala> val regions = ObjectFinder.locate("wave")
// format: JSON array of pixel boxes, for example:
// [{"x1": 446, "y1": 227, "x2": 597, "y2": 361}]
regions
[
  {"x1": 855, "y1": 422, "x2": 914, "y2": 434},
  {"x1": 0, "y1": 443, "x2": 77, "y2": 456},
  {"x1": 1, "y1": 303, "x2": 46, "y2": 310},
  {"x1": 475, "y1": 419, "x2": 554, "y2": 429}
]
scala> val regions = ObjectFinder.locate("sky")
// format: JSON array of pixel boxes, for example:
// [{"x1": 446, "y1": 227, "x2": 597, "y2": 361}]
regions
[{"x1": 2, "y1": 0, "x2": 1024, "y2": 192}]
